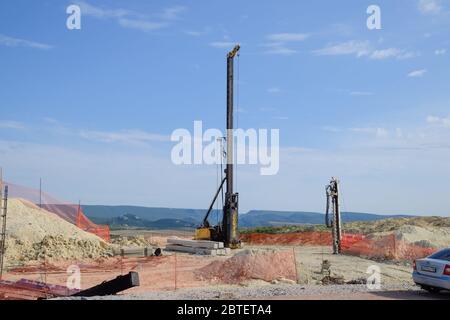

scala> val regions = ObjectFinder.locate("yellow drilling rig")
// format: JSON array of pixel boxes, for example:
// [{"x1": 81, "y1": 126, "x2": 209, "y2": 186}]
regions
[{"x1": 195, "y1": 45, "x2": 241, "y2": 249}]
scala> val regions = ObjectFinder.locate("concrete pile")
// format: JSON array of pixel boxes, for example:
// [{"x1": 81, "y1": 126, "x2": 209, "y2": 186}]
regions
[{"x1": 165, "y1": 238, "x2": 231, "y2": 256}]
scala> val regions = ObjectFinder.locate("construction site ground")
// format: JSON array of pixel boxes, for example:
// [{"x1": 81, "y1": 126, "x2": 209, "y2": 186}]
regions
[
  {"x1": 2, "y1": 199, "x2": 449, "y2": 300},
  {"x1": 5, "y1": 244, "x2": 447, "y2": 300}
]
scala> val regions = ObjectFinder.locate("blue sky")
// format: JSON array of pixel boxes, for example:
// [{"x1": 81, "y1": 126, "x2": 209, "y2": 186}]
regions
[{"x1": 1, "y1": 0, "x2": 450, "y2": 215}]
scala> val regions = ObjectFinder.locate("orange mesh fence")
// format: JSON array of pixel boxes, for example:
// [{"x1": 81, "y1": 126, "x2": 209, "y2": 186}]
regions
[
  {"x1": 242, "y1": 231, "x2": 440, "y2": 262},
  {"x1": 2, "y1": 251, "x2": 298, "y2": 298},
  {"x1": 341, "y1": 233, "x2": 437, "y2": 261},
  {"x1": 6, "y1": 182, "x2": 110, "y2": 242},
  {"x1": 241, "y1": 231, "x2": 331, "y2": 246}
]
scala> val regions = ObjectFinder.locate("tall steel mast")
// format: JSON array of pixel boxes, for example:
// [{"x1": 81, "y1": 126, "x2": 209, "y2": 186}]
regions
[
  {"x1": 326, "y1": 177, "x2": 342, "y2": 254},
  {"x1": 223, "y1": 44, "x2": 240, "y2": 248}
]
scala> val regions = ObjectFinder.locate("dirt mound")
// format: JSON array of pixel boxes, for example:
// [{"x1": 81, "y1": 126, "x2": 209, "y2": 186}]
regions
[
  {"x1": 111, "y1": 235, "x2": 177, "y2": 248},
  {"x1": 4, "y1": 198, "x2": 113, "y2": 265},
  {"x1": 344, "y1": 216, "x2": 450, "y2": 234},
  {"x1": 196, "y1": 249, "x2": 296, "y2": 284},
  {"x1": 111, "y1": 235, "x2": 154, "y2": 247},
  {"x1": 375, "y1": 225, "x2": 450, "y2": 248},
  {"x1": 242, "y1": 217, "x2": 450, "y2": 251}
]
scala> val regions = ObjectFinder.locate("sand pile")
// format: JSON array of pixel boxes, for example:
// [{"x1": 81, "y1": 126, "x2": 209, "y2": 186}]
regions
[
  {"x1": 196, "y1": 249, "x2": 296, "y2": 284},
  {"x1": 111, "y1": 235, "x2": 183, "y2": 248},
  {"x1": 345, "y1": 216, "x2": 450, "y2": 234},
  {"x1": 111, "y1": 235, "x2": 154, "y2": 247},
  {"x1": 4, "y1": 198, "x2": 113, "y2": 265},
  {"x1": 343, "y1": 216, "x2": 450, "y2": 249},
  {"x1": 372, "y1": 224, "x2": 450, "y2": 248}
]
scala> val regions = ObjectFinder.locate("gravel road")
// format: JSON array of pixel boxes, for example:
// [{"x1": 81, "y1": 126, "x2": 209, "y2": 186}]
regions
[{"x1": 58, "y1": 283, "x2": 450, "y2": 300}]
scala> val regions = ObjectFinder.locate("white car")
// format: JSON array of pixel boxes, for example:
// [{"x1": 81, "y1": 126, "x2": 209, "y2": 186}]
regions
[{"x1": 413, "y1": 248, "x2": 450, "y2": 293}]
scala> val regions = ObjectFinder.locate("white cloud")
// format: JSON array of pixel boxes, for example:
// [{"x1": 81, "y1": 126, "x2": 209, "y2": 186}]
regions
[
  {"x1": 209, "y1": 41, "x2": 237, "y2": 48},
  {"x1": 264, "y1": 45, "x2": 297, "y2": 56},
  {"x1": 118, "y1": 18, "x2": 168, "y2": 32},
  {"x1": 408, "y1": 69, "x2": 427, "y2": 77},
  {"x1": 427, "y1": 115, "x2": 450, "y2": 127},
  {"x1": 263, "y1": 42, "x2": 297, "y2": 55},
  {"x1": 321, "y1": 126, "x2": 342, "y2": 133},
  {"x1": 76, "y1": 1, "x2": 183, "y2": 32},
  {"x1": 418, "y1": 0, "x2": 443, "y2": 15},
  {"x1": 0, "y1": 34, "x2": 52, "y2": 50},
  {"x1": 273, "y1": 116, "x2": 289, "y2": 120},
  {"x1": 350, "y1": 91, "x2": 374, "y2": 96},
  {"x1": 262, "y1": 33, "x2": 309, "y2": 56},
  {"x1": 3, "y1": 117, "x2": 450, "y2": 215},
  {"x1": 351, "y1": 127, "x2": 389, "y2": 138},
  {"x1": 259, "y1": 107, "x2": 277, "y2": 112},
  {"x1": 313, "y1": 40, "x2": 415, "y2": 60},
  {"x1": 313, "y1": 40, "x2": 372, "y2": 57},
  {"x1": 370, "y1": 48, "x2": 416, "y2": 60},
  {"x1": 183, "y1": 27, "x2": 211, "y2": 37},
  {"x1": 79, "y1": 129, "x2": 170, "y2": 145},
  {"x1": 267, "y1": 87, "x2": 282, "y2": 94},
  {"x1": 184, "y1": 30, "x2": 202, "y2": 36},
  {"x1": 76, "y1": 1, "x2": 129, "y2": 18},
  {"x1": 0, "y1": 120, "x2": 25, "y2": 130},
  {"x1": 435, "y1": 49, "x2": 447, "y2": 55},
  {"x1": 161, "y1": 6, "x2": 187, "y2": 20},
  {"x1": 267, "y1": 33, "x2": 309, "y2": 42}
]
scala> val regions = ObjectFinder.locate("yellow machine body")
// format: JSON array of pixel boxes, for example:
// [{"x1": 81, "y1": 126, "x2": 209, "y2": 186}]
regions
[{"x1": 195, "y1": 227, "x2": 212, "y2": 240}]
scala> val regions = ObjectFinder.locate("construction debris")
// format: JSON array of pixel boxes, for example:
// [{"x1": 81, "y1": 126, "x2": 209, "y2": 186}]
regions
[
  {"x1": 0, "y1": 278, "x2": 79, "y2": 300},
  {"x1": 71, "y1": 271, "x2": 139, "y2": 297},
  {"x1": 112, "y1": 246, "x2": 162, "y2": 257},
  {"x1": 321, "y1": 275, "x2": 345, "y2": 285},
  {"x1": 165, "y1": 238, "x2": 230, "y2": 256}
]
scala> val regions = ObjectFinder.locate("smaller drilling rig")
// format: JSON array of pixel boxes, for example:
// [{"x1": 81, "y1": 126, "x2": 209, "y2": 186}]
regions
[{"x1": 325, "y1": 177, "x2": 342, "y2": 254}]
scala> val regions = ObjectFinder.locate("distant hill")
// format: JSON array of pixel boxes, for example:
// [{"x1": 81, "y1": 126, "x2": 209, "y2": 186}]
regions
[
  {"x1": 242, "y1": 210, "x2": 412, "y2": 227},
  {"x1": 83, "y1": 205, "x2": 413, "y2": 230}
]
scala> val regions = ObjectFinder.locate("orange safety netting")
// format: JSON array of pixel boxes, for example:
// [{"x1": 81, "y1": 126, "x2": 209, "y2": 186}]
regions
[
  {"x1": 341, "y1": 233, "x2": 437, "y2": 261},
  {"x1": 241, "y1": 231, "x2": 331, "y2": 246},
  {"x1": 3, "y1": 251, "x2": 298, "y2": 296},
  {"x1": 241, "y1": 231, "x2": 439, "y2": 261},
  {"x1": 6, "y1": 182, "x2": 110, "y2": 242}
]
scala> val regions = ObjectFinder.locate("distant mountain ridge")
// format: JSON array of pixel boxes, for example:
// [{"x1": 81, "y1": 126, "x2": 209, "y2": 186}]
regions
[{"x1": 82, "y1": 205, "x2": 413, "y2": 229}]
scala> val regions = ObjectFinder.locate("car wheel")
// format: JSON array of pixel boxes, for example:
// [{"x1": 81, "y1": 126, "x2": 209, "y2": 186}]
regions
[{"x1": 422, "y1": 286, "x2": 441, "y2": 294}]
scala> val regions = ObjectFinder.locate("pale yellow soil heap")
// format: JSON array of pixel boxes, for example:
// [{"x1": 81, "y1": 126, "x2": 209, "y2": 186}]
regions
[
  {"x1": 345, "y1": 216, "x2": 450, "y2": 248},
  {"x1": 3, "y1": 198, "x2": 113, "y2": 266}
]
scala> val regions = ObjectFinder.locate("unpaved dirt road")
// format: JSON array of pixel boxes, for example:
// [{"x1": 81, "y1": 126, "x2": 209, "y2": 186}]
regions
[
  {"x1": 261, "y1": 245, "x2": 414, "y2": 286},
  {"x1": 256, "y1": 289, "x2": 450, "y2": 300}
]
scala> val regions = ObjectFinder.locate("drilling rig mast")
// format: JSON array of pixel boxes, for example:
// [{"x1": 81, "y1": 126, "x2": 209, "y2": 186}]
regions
[
  {"x1": 325, "y1": 177, "x2": 342, "y2": 254},
  {"x1": 195, "y1": 44, "x2": 241, "y2": 249}
]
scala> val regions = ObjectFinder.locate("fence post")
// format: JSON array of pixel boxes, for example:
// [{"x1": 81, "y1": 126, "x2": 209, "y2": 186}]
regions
[
  {"x1": 292, "y1": 247, "x2": 299, "y2": 284},
  {"x1": 393, "y1": 234, "x2": 397, "y2": 259},
  {"x1": 174, "y1": 253, "x2": 177, "y2": 291}
]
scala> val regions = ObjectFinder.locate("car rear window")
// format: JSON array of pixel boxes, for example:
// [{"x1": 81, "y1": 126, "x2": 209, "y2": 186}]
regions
[{"x1": 429, "y1": 249, "x2": 450, "y2": 261}]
